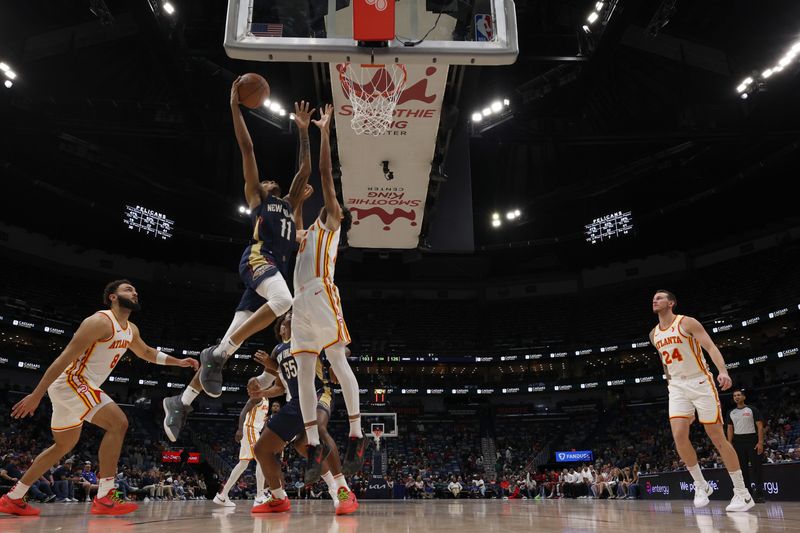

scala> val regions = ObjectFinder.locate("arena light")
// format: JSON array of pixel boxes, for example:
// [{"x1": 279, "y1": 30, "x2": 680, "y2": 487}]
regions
[
  {"x1": 737, "y1": 33, "x2": 800, "y2": 97},
  {"x1": 264, "y1": 98, "x2": 272, "y2": 108},
  {"x1": 471, "y1": 98, "x2": 512, "y2": 134},
  {"x1": 587, "y1": 12, "x2": 599, "y2": 24},
  {"x1": 163, "y1": 2, "x2": 175, "y2": 15},
  {"x1": 3, "y1": 80, "x2": 11, "y2": 89},
  {"x1": 595, "y1": 1, "x2": 605, "y2": 10},
  {"x1": 4, "y1": 70, "x2": 16, "y2": 80},
  {"x1": 491, "y1": 219, "x2": 501, "y2": 228},
  {"x1": 289, "y1": 112, "x2": 296, "y2": 120},
  {"x1": 269, "y1": 102, "x2": 281, "y2": 113},
  {"x1": 0, "y1": 63, "x2": 8, "y2": 72},
  {"x1": 492, "y1": 212, "x2": 500, "y2": 220},
  {"x1": 582, "y1": 24, "x2": 591, "y2": 33},
  {"x1": 278, "y1": 108, "x2": 286, "y2": 116},
  {"x1": 740, "y1": 93, "x2": 748, "y2": 100}
]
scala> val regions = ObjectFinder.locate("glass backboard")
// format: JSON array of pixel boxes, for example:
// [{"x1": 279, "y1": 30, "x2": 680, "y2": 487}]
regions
[{"x1": 224, "y1": 0, "x2": 518, "y2": 65}]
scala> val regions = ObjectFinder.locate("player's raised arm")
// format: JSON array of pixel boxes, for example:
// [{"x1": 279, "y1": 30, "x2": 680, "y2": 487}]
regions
[
  {"x1": 11, "y1": 314, "x2": 112, "y2": 419},
  {"x1": 235, "y1": 398, "x2": 259, "y2": 442},
  {"x1": 681, "y1": 316, "x2": 732, "y2": 390},
  {"x1": 293, "y1": 184, "x2": 314, "y2": 237},
  {"x1": 230, "y1": 78, "x2": 262, "y2": 210},
  {"x1": 127, "y1": 323, "x2": 199, "y2": 371},
  {"x1": 313, "y1": 104, "x2": 342, "y2": 231},
  {"x1": 285, "y1": 101, "x2": 315, "y2": 210}
]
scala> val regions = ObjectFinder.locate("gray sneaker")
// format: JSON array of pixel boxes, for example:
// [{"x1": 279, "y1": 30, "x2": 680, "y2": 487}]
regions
[
  {"x1": 163, "y1": 394, "x2": 192, "y2": 442},
  {"x1": 199, "y1": 345, "x2": 224, "y2": 398}
]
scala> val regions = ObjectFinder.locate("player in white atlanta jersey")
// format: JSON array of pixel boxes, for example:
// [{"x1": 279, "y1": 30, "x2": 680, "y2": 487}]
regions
[
  {"x1": 293, "y1": 104, "x2": 367, "y2": 484},
  {"x1": 649, "y1": 290, "x2": 753, "y2": 513},
  {"x1": 1, "y1": 280, "x2": 198, "y2": 517},
  {"x1": 213, "y1": 397, "x2": 273, "y2": 508}
]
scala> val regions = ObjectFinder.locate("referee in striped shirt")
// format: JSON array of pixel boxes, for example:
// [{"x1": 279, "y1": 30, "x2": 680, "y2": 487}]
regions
[{"x1": 726, "y1": 389, "x2": 765, "y2": 502}]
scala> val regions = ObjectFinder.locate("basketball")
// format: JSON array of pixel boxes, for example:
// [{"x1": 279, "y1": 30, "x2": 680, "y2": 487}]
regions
[{"x1": 237, "y1": 73, "x2": 270, "y2": 109}]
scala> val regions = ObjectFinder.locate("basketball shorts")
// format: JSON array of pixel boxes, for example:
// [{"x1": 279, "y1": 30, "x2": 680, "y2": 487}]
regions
[
  {"x1": 317, "y1": 386, "x2": 333, "y2": 415},
  {"x1": 48, "y1": 380, "x2": 113, "y2": 432},
  {"x1": 239, "y1": 423, "x2": 264, "y2": 461},
  {"x1": 266, "y1": 392, "x2": 325, "y2": 443},
  {"x1": 236, "y1": 250, "x2": 283, "y2": 312},
  {"x1": 667, "y1": 373, "x2": 722, "y2": 424},
  {"x1": 290, "y1": 279, "x2": 351, "y2": 355}
]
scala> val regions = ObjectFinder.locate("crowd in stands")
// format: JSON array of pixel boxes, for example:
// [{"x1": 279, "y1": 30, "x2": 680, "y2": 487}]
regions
[{"x1": 1, "y1": 377, "x2": 800, "y2": 504}]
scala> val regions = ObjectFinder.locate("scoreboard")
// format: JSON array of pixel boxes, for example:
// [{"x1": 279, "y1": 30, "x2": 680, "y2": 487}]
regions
[
  {"x1": 124, "y1": 205, "x2": 174, "y2": 240},
  {"x1": 585, "y1": 210, "x2": 633, "y2": 244}
]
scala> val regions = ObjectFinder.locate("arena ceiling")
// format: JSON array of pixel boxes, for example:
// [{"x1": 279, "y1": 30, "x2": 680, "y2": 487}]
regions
[{"x1": 0, "y1": 0, "x2": 799, "y2": 280}]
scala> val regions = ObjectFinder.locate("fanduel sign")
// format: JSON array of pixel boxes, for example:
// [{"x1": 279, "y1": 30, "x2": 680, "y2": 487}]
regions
[
  {"x1": 332, "y1": 64, "x2": 448, "y2": 248},
  {"x1": 555, "y1": 450, "x2": 593, "y2": 462}
]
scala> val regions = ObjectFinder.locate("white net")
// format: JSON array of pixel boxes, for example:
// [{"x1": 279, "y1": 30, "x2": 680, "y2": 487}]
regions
[{"x1": 337, "y1": 63, "x2": 408, "y2": 136}]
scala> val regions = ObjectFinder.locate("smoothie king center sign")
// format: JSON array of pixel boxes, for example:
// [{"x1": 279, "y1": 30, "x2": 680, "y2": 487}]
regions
[{"x1": 331, "y1": 63, "x2": 448, "y2": 248}]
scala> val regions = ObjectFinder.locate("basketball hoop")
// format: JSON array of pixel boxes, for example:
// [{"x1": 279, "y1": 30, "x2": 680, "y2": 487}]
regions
[
  {"x1": 373, "y1": 427, "x2": 384, "y2": 451},
  {"x1": 337, "y1": 63, "x2": 408, "y2": 136}
]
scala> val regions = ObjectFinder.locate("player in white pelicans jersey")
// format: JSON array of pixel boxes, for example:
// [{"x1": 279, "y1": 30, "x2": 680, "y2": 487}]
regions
[
  {"x1": 292, "y1": 104, "x2": 367, "y2": 484},
  {"x1": 650, "y1": 290, "x2": 753, "y2": 513},
  {"x1": 1, "y1": 280, "x2": 198, "y2": 518}
]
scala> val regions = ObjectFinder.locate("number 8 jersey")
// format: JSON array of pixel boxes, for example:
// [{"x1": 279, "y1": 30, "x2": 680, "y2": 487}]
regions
[{"x1": 653, "y1": 314, "x2": 711, "y2": 380}]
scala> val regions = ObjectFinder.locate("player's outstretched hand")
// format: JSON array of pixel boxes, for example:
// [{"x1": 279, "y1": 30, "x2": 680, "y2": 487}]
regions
[
  {"x1": 11, "y1": 393, "x2": 42, "y2": 419},
  {"x1": 293, "y1": 101, "x2": 315, "y2": 130},
  {"x1": 301, "y1": 184, "x2": 314, "y2": 203},
  {"x1": 717, "y1": 372, "x2": 732, "y2": 391},
  {"x1": 254, "y1": 350, "x2": 278, "y2": 375},
  {"x1": 312, "y1": 104, "x2": 334, "y2": 132},
  {"x1": 230, "y1": 76, "x2": 242, "y2": 107},
  {"x1": 177, "y1": 358, "x2": 200, "y2": 371}
]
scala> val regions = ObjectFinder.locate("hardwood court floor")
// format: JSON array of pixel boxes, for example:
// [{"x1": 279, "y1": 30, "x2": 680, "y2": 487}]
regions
[{"x1": 0, "y1": 499, "x2": 797, "y2": 532}]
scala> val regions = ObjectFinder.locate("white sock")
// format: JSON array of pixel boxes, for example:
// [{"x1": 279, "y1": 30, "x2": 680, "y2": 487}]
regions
[
  {"x1": 349, "y1": 416, "x2": 362, "y2": 439},
  {"x1": 333, "y1": 474, "x2": 349, "y2": 491},
  {"x1": 221, "y1": 460, "x2": 250, "y2": 498},
  {"x1": 687, "y1": 464, "x2": 708, "y2": 489},
  {"x1": 255, "y1": 460, "x2": 265, "y2": 494},
  {"x1": 729, "y1": 469, "x2": 746, "y2": 491},
  {"x1": 272, "y1": 487, "x2": 287, "y2": 500},
  {"x1": 97, "y1": 476, "x2": 115, "y2": 499},
  {"x1": 181, "y1": 385, "x2": 200, "y2": 406},
  {"x1": 7, "y1": 482, "x2": 29, "y2": 499},
  {"x1": 326, "y1": 344, "x2": 363, "y2": 438},
  {"x1": 214, "y1": 338, "x2": 240, "y2": 358},
  {"x1": 296, "y1": 354, "x2": 321, "y2": 446},
  {"x1": 322, "y1": 471, "x2": 338, "y2": 506}
]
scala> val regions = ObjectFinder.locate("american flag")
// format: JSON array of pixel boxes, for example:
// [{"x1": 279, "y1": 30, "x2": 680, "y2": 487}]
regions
[{"x1": 251, "y1": 23, "x2": 283, "y2": 37}]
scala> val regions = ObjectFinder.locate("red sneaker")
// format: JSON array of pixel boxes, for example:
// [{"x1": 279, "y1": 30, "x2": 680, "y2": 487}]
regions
[
  {"x1": 91, "y1": 495, "x2": 139, "y2": 515},
  {"x1": 335, "y1": 488, "x2": 359, "y2": 516},
  {"x1": 0, "y1": 494, "x2": 40, "y2": 516},
  {"x1": 252, "y1": 496, "x2": 291, "y2": 514}
]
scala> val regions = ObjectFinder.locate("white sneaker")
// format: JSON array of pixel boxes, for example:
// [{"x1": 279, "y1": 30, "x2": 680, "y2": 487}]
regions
[
  {"x1": 726, "y1": 490, "x2": 755, "y2": 512},
  {"x1": 694, "y1": 482, "x2": 713, "y2": 508},
  {"x1": 213, "y1": 493, "x2": 236, "y2": 508}
]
